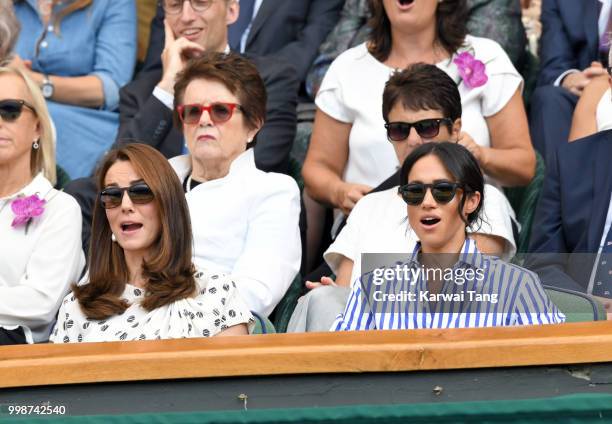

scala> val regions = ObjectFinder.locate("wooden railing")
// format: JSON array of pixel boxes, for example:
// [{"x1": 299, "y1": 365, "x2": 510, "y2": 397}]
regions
[{"x1": 1, "y1": 321, "x2": 612, "y2": 389}]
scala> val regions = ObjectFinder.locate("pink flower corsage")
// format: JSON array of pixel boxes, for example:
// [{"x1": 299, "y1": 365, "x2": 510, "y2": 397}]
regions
[
  {"x1": 11, "y1": 194, "x2": 46, "y2": 234},
  {"x1": 453, "y1": 51, "x2": 488, "y2": 89}
]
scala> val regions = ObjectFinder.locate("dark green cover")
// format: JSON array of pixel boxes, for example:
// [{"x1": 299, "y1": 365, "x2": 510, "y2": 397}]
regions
[{"x1": 3, "y1": 394, "x2": 612, "y2": 423}]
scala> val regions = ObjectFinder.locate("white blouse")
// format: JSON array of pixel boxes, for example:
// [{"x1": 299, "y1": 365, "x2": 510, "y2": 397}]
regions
[
  {"x1": 0, "y1": 173, "x2": 85, "y2": 343},
  {"x1": 50, "y1": 269, "x2": 255, "y2": 343},
  {"x1": 169, "y1": 148, "x2": 302, "y2": 317},
  {"x1": 325, "y1": 184, "x2": 516, "y2": 286},
  {"x1": 316, "y1": 35, "x2": 523, "y2": 190},
  {"x1": 596, "y1": 88, "x2": 612, "y2": 132}
]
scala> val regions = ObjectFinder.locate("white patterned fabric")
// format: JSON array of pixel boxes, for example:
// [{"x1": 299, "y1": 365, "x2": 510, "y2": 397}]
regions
[{"x1": 51, "y1": 269, "x2": 254, "y2": 343}]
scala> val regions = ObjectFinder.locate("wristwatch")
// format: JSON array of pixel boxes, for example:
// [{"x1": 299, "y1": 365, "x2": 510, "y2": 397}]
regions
[{"x1": 41, "y1": 74, "x2": 54, "y2": 99}]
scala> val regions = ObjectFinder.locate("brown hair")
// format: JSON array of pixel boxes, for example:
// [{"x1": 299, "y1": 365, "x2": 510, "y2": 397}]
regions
[
  {"x1": 382, "y1": 63, "x2": 462, "y2": 123},
  {"x1": 73, "y1": 144, "x2": 196, "y2": 320},
  {"x1": 173, "y1": 51, "x2": 267, "y2": 133},
  {"x1": 366, "y1": 0, "x2": 468, "y2": 62}
]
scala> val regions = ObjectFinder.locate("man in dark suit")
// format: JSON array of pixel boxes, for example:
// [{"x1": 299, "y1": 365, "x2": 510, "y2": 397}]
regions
[
  {"x1": 529, "y1": 0, "x2": 607, "y2": 161},
  {"x1": 142, "y1": 0, "x2": 344, "y2": 84},
  {"x1": 527, "y1": 129, "x2": 612, "y2": 314},
  {"x1": 66, "y1": 0, "x2": 299, "y2": 253}
]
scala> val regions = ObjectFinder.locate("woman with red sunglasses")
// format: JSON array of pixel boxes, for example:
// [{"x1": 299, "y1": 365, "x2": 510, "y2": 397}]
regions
[
  {"x1": 0, "y1": 66, "x2": 84, "y2": 345},
  {"x1": 168, "y1": 52, "x2": 301, "y2": 318}
]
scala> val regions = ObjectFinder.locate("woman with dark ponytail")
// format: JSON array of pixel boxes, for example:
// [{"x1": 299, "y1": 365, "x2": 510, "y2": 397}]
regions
[
  {"x1": 333, "y1": 142, "x2": 564, "y2": 331},
  {"x1": 52, "y1": 144, "x2": 253, "y2": 343}
]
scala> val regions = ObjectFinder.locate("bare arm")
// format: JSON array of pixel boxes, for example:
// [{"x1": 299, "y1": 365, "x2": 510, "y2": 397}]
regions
[
  {"x1": 482, "y1": 88, "x2": 536, "y2": 186},
  {"x1": 30, "y1": 72, "x2": 105, "y2": 108},
  {"x1": 471, "y1": 234, "x2": 506, "y2": 257},
  {"x1": 569, "y1": 75, "x2": 609, "y2": 141},
  {"x1": 302, "y1": 108, "x2": 372, "y2": 213},
  {"x1": 216, "y1": 323, "x2": 248, "y2": 336}
]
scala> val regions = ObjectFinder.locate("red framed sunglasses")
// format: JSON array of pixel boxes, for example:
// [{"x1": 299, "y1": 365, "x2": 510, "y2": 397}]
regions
[{"x1": 177, "y1": 102, "x2": 242, "y2": 125}]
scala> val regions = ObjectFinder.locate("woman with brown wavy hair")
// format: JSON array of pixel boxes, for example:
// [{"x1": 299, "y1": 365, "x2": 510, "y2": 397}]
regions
[
  {"x1": 11, "y1": 0, "x2": 137, "y2": 178},
  {"x1": 51, "y1": 144, "x2": 253, "y2": 343},
  {"x1": 302, "y1": 0, "x2": 535, "y2": 261}
]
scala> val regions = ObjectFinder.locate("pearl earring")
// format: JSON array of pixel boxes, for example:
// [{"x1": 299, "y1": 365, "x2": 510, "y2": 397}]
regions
[
  {"x1": 111, "y1": 233, "x2": 117, "y2": 242},
  {"x1": 32, "y1": 139, "x2": 40, "y2": 150}
]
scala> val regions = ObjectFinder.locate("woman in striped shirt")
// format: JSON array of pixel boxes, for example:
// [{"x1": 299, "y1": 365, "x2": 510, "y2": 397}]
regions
[{"x1": 332, "y1": 142, "x2": 565, "y2": 331}]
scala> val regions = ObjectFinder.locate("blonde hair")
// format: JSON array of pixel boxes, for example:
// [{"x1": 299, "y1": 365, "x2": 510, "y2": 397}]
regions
[
  {"x1": 0, "y1": 0, "x2": 20, "y2": 64},
  {"x1": 0, "y1": 67, "x2": 56, "y2": 185}
]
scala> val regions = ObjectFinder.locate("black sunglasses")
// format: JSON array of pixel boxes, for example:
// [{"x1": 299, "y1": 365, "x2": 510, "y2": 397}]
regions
[
  {"x1": 385, "y1": 118, "x2": 453, "y2": 142},
  {"x1": 99, "y1": 183, "x2": 155, "y2": 209},
  {"x1": 0, "y1": 99, "x2": 37, "y2": 123},
  {"x1": 398, "y1": 181, "x2": 463, "y2": 205}
]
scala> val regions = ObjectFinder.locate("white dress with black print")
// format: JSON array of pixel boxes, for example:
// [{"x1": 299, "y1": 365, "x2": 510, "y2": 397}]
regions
[{"x1": 50, "y1": 269, "x2": 255, "y2": 343}]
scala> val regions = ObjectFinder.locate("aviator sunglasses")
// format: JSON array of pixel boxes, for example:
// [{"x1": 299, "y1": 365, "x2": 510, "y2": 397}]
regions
[
  {"x1": 177, "y1": 102, "x2": 242, "y2": 125},
  {"x1": 385, "y1": 118, "x2": 453, "y2": 142},
  {"x1": 398, "y1": 181, "x2": 464, "y2": 206},
  {"x1": 0, "y1": 99, "x2": 37, "y2": 123},
  {"x1": 99, "y1": 183, "x2": 155, "y2": 209}
]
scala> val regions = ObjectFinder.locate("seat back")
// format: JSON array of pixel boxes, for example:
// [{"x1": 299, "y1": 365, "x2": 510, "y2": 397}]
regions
[
  {"x1": 251, "y1": 311, "x2": 276, "y2": 334},
  {"x1": 544, "y1": 285, "x2": 607, "y2": 323}
]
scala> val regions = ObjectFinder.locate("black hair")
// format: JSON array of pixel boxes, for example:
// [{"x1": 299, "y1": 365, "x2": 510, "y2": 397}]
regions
[
  {"x1": 399, "y1": 142, "x2": 483, "y2": 227},
  {"x1": 382, "y1": 63, "x2": 462, "y2": 128},
  {"x1": 367, "y1": 0, "x2": 468, "y2": 62}
]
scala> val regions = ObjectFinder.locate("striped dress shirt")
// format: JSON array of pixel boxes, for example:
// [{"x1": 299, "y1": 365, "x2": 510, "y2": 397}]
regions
[{"x1": 332, "y1": 238, "x2": 565, "y2": 331}]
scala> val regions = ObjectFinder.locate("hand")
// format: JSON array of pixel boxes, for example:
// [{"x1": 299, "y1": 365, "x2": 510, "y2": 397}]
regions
[
  {"x1": 562, "y1": 63, "x2": 606, "y2": 97},
  {"x1": 334, "y1": 182, "x2": 372, "y2": 215},
  {"x1": 7, "y1": 54, "x2": 32, "y2": 70},
  {"x1": 457, "y1": 131, "x2": 485, "y2": 165},
  {"x1": 157, "y1": 19, "x2": 205, "y2": 94},
  {"x1": 305, "y1": 276, "x2": 337, "y2": 290},
  {"x1": 592, "y1": 295, "x2": 612, "y2": 320}
]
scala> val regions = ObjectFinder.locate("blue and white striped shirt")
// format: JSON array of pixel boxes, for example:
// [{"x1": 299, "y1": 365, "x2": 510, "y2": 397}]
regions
[{"x1": 332, "y1": 239, "x2": 565, "y2": 331}]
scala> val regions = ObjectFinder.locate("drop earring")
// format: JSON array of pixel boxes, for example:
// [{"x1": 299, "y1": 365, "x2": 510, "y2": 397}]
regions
[
  {"x1": 111, "y1": 233, "x2": 117, "y2": 242},
  {"x1": 32, "y1": 139, "x2": 40, "y2": 150}
]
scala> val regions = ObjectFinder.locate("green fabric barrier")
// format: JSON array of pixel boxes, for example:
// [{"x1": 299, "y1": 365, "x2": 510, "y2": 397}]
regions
[
  {"x1": 55, "y1": 165, "x2": 72, "y2": 191},
  {"x1": 505, "y1": 151, "x2": 546, "y2": 255},
  {"x1": 4, "y1": 393, "x2": 612, "y2": 424},
  {"x1": 269, "y1": 274, "x2": 303, "y2": 333}
]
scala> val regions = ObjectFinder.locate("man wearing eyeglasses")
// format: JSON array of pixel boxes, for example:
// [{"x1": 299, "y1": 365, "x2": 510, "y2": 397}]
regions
[
  {"x1": 287, "y1": 63, "x2": 517, "y2": 332},
  {"x1": 116, "y1": 0, "x2": 298, "y2": 174}
]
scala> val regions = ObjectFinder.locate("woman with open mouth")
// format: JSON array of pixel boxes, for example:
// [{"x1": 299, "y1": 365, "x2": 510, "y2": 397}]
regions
[
  {"x1": 51, "y1": 144, "x2": 254, "y2": 343},
  {"x1": 332, "y1": 142, "x2": 564, "y2": 330}
]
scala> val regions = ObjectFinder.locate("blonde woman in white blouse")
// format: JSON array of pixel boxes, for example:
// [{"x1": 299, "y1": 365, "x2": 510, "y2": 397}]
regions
[
  {"x1": 52, "y1": 144, "x2": 253, "y2": 343},
  {"x1": 0, "y1": 66, "x2": 84, "y2": 345}
]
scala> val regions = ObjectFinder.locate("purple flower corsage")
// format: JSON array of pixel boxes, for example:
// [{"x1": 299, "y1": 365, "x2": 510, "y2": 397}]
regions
[
  {"x1": 453, "y1": 51, "x2": 488, "y2": 89},
  {"x1": 11, "y1": 194, "x2": 46, "y2": 234}
]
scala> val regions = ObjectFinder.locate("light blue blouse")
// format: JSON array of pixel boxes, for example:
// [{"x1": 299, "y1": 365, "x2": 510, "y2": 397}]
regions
[{"x1": 14, "y1": 0, "x2": 137, "y2": 178}]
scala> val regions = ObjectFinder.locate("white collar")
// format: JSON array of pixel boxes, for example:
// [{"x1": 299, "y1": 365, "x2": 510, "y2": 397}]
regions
[
  {"x1": 170, "y1": 148, "x2": 256, "y2": 187},
  {"x1": 0, "y1": 172, "x2": 53, "y2": 201}
]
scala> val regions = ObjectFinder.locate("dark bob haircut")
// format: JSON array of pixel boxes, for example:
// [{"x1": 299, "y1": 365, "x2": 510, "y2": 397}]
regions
[
  {"x1": 73, "y1": 144, "x2": 197, "y2": 320},
  {"x1": 173, "y1": 51, "x2": 267, "y2": 133},
  {"x1": 382, "y1": 63, "x2": 462, "y2": 127},
  {"x1": 367, "y1": 0, "x2": 468, "y2": 62},
  {"x1": 399, "y1": 141, "x2": 484, "y2": 227}
]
